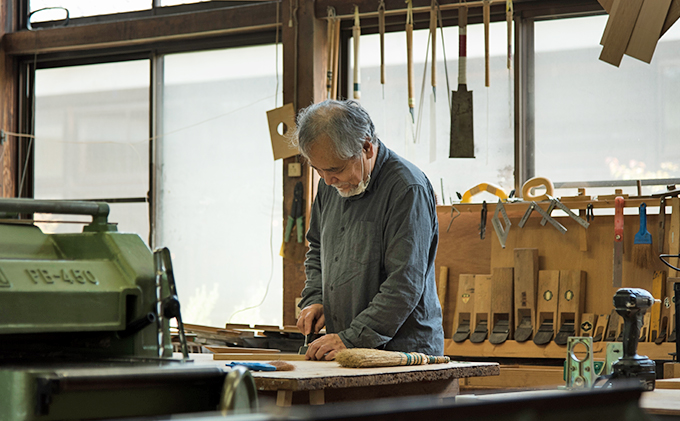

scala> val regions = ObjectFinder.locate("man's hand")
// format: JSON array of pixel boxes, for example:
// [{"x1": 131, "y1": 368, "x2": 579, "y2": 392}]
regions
[
  {"x1": 296, "y1": 303, "x2": 325, "y2": 335},
  {"x1": 306, "y1": 333, "x2": 346, "y2": 361}
]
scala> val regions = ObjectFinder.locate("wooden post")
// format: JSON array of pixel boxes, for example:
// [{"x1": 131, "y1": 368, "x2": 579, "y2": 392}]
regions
[
  {"x1": 282, "y1": 0, "x2": 327, "y2": 326},
  {"x1": 0, "y1": 0, "x2": 19, "y2": 198}
]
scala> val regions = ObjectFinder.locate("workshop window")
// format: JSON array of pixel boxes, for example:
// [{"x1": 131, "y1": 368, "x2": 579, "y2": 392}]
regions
[
  {"x1": 29, "y1": 0, "x2": 151, "y2": 20},
  {"x1": 534, "y1": 15, "x2": 680, "y2": 198},
  {"x1": 33, "y1": 60, "x2": 150, "y2": 236},
  {"x1": 158, "y1": 44, "x2": 284, "y2": 327},
  {"x1": 350, "y1": 22, "x2": 514, "y2": 204}
]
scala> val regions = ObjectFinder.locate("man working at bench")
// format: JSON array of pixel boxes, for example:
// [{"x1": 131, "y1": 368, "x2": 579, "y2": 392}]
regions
[{"x1": 294, "y1": 99, "x2": 444, "y2": 361}]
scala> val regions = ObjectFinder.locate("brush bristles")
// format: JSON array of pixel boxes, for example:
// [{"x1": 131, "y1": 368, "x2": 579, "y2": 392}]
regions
[
  {"x1": 336, "y1": 348, "x2": 450, "y2": 368},
  {"x1": 633, "y1": 243, "x2": 654, "y2": 268}
]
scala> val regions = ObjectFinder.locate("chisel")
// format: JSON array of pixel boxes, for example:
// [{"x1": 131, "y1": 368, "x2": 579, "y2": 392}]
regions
[{"x1": 613, "y1": 196, "x2": 624, "y2": 287}]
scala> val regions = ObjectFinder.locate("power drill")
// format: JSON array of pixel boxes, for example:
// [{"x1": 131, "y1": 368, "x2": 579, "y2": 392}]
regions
[{"x1": 611, "y1": 288, "x2": 656, "y2": 391}]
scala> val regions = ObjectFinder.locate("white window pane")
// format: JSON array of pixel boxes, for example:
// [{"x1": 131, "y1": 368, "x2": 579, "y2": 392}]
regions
[
  {"x1": 34, "y1": 60, "x2": 150, "y2": 239},
  {"x1": 351, "y1": 22, "x2": 514, "y2": 203},
  {"x1": 535, "y1": 15, "x2": 680, "y2": 196},
  {"x1": 161, "y1": 45, "x2": 283, "y2": 327},
  {"x1": 29, "y1": 0, "x2": 151, "y2": 21}
]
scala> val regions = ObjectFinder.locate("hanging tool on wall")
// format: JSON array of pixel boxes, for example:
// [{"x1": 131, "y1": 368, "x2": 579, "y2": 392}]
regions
[
  {"x1": 491, "y1": 199, "x2": 511, "y2": 248},
  {"x1": 633, "y1": 202, "x2": 653, "y2": 268},
  {"x1": 518, "y1": 202, "x2": 567, "y2": 234},
  {"x1": 480, "y1": 201, "x2": 488, "y2": 240},
  {"x1": 353, "y1": 5, "x2": 361, "y2": 100},
  {"x1": 613, "y1": 196, "x2": 625, "y2": 287},
  {"x1": 406, "y1": 0, "x2": 415, "y2": 122},
  {"x1": 483, "y1": 0, "x2": 491, "y2": 87},
  {"x1": 285, "y1": 181, "x2": 304, "y2": 243},
  {"x1": 659, "y1": 197, "x2": 666, "y2": 254},
  {"x1": 449, "y1": 3, "x2": 474, "y2": 158},
  {"x1": 325, "y1": 7, "x2": 338, "y2": 100},
  {"x1": 506, "y1": 0, "x2": 513, "y2": 69},
  {"x1": 378, "y1": 0, "x2": 386, "y2": 99},
  {"x1": 540, "y1": 197, "x2": 590, "y2": 229},
  {"x1": 430, "y1": 0, "x2": 437, "y2": 102}
]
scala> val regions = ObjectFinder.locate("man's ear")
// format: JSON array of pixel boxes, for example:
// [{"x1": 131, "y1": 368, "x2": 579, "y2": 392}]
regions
[{"x1": 363, "y1": 140, "x2": 374, "y2": 159}]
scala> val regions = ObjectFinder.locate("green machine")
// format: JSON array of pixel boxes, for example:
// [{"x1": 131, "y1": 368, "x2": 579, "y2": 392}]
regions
[{"x1": 0, "y1": 198, "x2": 257, "y2": 420}]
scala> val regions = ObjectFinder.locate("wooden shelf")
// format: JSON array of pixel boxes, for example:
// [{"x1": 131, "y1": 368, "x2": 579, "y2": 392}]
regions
[{"x1": 445, "y1": 339, "x2": 677, "y2": 361}]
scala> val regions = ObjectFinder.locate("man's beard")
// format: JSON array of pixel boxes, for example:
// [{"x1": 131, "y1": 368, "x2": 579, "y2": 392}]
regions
[{"x1": 333, "y1": 157, "x2": 370, "y2": 198}]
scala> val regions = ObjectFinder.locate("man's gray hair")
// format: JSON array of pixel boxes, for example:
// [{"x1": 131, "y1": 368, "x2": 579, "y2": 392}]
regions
[{"x1": 292, "y1": 99, "x2": 377, "y2": 160}]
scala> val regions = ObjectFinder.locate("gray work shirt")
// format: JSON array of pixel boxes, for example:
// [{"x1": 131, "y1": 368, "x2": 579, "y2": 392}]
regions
[{"x1": 299, "y1": 140, "x2": 444, "y2": 356}]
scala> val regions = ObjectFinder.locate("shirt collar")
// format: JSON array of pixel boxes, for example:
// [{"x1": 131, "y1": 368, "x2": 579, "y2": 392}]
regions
[{"x1": 345, "y1": 139, "x2": 387, "y2": 201}]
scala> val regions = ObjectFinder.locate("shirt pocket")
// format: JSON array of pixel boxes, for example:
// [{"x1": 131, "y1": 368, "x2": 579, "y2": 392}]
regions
[{"x1": 346, "y1": 220, "x2": 381, "y2": 265}]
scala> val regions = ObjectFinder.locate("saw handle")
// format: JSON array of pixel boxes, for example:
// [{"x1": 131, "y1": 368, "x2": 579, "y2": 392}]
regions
[{"x1": 614, "y1": 196, "x2": 624, "y2": 243}]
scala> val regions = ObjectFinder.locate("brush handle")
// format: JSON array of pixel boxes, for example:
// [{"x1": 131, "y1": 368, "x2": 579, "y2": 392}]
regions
[{"x1": 638, "y1": 202, "x2": 648, "y2": 234}]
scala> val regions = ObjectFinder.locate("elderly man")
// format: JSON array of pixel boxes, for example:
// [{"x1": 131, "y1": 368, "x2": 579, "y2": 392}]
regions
[{"x1": 294, "y1": 99, "x2": 444, "y2": 360}]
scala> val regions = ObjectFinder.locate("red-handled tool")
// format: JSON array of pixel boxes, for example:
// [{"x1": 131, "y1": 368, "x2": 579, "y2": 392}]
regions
[{"x1": 613, "y1": 196, "x2": 624, "y2": 287}]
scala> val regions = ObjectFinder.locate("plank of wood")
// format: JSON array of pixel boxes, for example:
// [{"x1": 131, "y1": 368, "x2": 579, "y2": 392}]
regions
[
  {"x1": 460, "y1": 365, "x2": 564, "y2": 389},
  {"x1": 490, "y1": 267, "x2": 514, "y2": 338},
  {"x1": 593, "y1": 313, "x2": 609, "y2": 341},
  {"x1": 661, "y1": 0, "x2": 680, "y2": 35},
  {"x1": 580, "y1": 313, "x2": 596, "y2": 337},
  {"x1": 536, "y1": 270, "x2": 560, "y2": 334},
  {"x1": 669, "y1": 197, "x2": 680, "y2": 278},
  {"x1": 626, "y1": 0, "x2": 673, "y2": 63},
  {"x1": 205, "y1": 346, "x2": 281, "y2": 354},
  {"x1": 214, "y1": 353, "x2": 308, "y2": 361},
  {"x1": 557, "y1": 270, "x2": 586, "y2": 333},
  {"x1": 651, "y1": 270, "x2": 667, "y2": 342},
  {"x1": 251, "y1": 360, "x2": 500, "y2": 392},
  {"x1": 436, "y1": 207, "x2": 492, "y2": 338},
  {"x1": 663, "y1": 363, "x2": 680, "y2": 380},
  {"x1": 445, "y1": 339, "x2": 675, "y2": 360},
  {"x1": 666, "y1": 277, "x2": 679, "y2": 342},
  {"x1": 474, "y1": 274, "x2": 492, "y2": 333},
  {"x1": 452, "y1": 274, "x2": 476, "y2": 338},
  {"x1": 599, "y1": 0, "x2": 645, "y2": 67},
  {"x1": 438, "y1": 266, "x2": 449, "y2": 314},
  {"x1": 514, "y1": 248, "x2": 539, "y2": 334}
]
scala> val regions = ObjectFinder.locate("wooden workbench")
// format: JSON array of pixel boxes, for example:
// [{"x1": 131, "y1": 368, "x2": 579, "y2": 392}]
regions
[{"x1": 249, "y1": 359, "x2": 499, "y2": 406}]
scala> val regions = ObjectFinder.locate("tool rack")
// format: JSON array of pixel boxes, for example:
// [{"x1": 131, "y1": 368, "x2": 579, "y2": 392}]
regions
[{"x1": 436, "y1": 197, "x2": 680, "y2": 373}]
